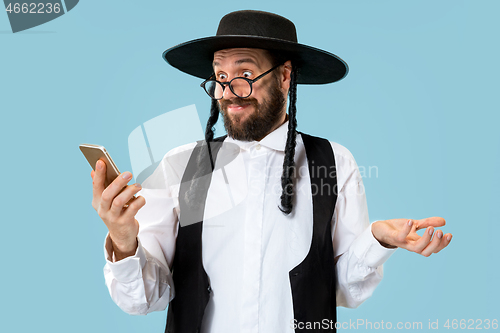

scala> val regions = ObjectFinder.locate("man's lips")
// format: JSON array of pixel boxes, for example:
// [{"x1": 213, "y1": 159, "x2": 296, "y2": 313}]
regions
[
  {"x1": 220, "y1": 98, "x2": 257, "y2": 114},
  {"x1": 226, "y1": 103, "x2": 251, "y2": 113}
]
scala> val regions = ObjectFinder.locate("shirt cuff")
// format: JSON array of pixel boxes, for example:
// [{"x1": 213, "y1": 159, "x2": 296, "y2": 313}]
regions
[
  {"x1": 103, "y1": 234, "x2": 147, "y2": 283},
  {"x1": 351, "y1": 222, "x2": 396, "y2": 268}
]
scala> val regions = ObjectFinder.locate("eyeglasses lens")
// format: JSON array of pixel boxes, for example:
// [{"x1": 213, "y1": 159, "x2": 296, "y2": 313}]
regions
[
  {"x1": 205, "y1": 78, "x2": 252, "y2": 99},
  {"x1": 204, "y1": 81, "x2": 223, "y2": 99},
  {"x1": 230, "y1": 78, "x2": 251, "y2": 98}
]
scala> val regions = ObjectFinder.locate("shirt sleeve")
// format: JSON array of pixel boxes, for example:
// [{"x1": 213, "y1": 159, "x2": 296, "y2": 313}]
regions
[
  {"x1": 102, "y1": 142, "x2": 196, "y2": 315},
  {"x1": 330, "y1": 142, "x2": 396, "y2": 308},
  {"x1": 103, "y1": 234, "x2": 174, "y2": 315}
]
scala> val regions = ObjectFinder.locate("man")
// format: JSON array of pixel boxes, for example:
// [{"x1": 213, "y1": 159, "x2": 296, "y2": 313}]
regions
[{"x1": 91, "y1": 10, "x2": 452, "y2": 333}]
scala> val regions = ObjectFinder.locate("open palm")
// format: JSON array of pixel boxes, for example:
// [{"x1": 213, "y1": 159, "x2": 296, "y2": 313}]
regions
[{"x1": 372, "y1": 217, "x2": 452, "y2": 257}]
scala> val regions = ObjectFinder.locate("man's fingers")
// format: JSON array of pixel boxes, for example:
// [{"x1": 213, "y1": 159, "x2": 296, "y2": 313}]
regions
[
  {"x1": 420, "y1": 229, "x2": 443, "y2": 257},
  {"x1": 108, "y1": 182, "x2": 143, "y2": 216},
  {"x1": 415, "y1": 216, "x2": 446, "y2": 230},
  {"x1": 433, "y1": 233, "x2": 452, "y2": 253},
  {"x1": 101, "y1": 171, "x2": 134, "y2": 212},
  {"x1": 122, "y1": 195, "x2": 146, "y2": 218},
  {"x1": 410, "y1": 226, "x2": 434, "y2": 253},
  {"x1": 92, "y1": 160, "x2": 106, "y2": 209},
  {"x1": 396, "y1": 219, "x2": 414, "y2": 243}
]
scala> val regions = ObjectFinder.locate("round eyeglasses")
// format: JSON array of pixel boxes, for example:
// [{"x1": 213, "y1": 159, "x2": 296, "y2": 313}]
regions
[{"x1": 200, "y1": 63, "x2": 283, "y2": 100}]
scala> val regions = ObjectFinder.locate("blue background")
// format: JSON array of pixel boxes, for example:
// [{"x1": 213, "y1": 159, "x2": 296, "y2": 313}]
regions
[{"x1": 1, "y1": 0, "x2": 499, "y2": 332}]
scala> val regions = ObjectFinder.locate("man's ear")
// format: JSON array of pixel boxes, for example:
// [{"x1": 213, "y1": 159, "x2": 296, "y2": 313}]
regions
[{"x1": 280, "y1": 60, "x2": 293, "y2": 92}]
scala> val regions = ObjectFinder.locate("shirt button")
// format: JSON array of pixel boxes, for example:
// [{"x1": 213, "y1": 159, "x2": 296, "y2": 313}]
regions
[{"x1": 256, "y1": 144, "x2": 261, "y2": 150}]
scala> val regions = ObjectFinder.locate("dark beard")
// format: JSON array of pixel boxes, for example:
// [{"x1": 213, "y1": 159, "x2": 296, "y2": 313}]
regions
[{"x1": 218, "y1": 77, "x2": 286, "y2": 141}]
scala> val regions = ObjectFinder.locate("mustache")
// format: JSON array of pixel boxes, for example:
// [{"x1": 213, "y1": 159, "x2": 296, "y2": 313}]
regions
[{"x1": 219, "y1": 97, "x2": 259, "y2": 111}]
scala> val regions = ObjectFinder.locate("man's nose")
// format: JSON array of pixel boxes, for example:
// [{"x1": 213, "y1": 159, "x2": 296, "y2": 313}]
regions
[{"x1": 222, "y1": 82, "x2": 238, "y2": 100}]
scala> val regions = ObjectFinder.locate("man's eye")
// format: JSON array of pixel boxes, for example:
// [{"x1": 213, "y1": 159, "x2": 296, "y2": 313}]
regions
[
  {"x1": 217, "y1": 73, "x2": 227, "y2": 80},
  {"x1": 242, "y1": 71, "x2": 252, "y2": 78}
]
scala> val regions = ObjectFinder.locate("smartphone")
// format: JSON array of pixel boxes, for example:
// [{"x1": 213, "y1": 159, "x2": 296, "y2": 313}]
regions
[{"x1": 80, "y1": 144, "x2": 121, "y2": 188}]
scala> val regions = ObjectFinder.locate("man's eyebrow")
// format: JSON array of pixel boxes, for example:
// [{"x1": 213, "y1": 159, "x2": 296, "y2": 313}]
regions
[
  {"x1": 234, "y1": 58, "x2": 258, "y2": 66},
  {"x1": 212, "y1": 58, "x2": 258, "y2": 68}
]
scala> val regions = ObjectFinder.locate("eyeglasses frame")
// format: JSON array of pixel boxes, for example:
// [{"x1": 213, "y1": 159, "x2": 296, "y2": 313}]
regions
[{"x1": 200, "y1": 63, "x2": 284, "y2": 100}]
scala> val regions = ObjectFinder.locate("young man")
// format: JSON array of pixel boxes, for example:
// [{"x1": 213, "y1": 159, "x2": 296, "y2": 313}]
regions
[{"x1": 91, "y1": 10, "x2": 452, "y2": 333}]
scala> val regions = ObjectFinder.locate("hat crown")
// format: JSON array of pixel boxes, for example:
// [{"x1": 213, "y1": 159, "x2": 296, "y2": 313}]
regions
[
  {"x1": 216, "y1": 10, "x2": 298, "y2": 43},
  {"x1": 163, "y1": 10, "x2": 348, "y2": 84}
]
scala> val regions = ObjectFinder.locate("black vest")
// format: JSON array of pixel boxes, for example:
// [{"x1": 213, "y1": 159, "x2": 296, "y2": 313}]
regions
[{"x1": 165, "y1": 132, "x2": 338, "y2": 333}]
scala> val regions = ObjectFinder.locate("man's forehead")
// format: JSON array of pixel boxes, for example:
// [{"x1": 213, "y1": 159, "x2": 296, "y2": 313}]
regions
[{"x1": 212, "y1": 48, "x2": 270, "y2": 68}]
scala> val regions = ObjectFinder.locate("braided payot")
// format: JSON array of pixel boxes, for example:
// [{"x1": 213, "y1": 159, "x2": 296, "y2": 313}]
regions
[{"x1": 279, "y1": 65, "x2": 298, "y2": 215}]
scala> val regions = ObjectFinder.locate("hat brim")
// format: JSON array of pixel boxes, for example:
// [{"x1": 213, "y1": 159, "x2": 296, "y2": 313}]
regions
[{"x1": 162, "y1": 35, "x2": 348, "y2": 84}]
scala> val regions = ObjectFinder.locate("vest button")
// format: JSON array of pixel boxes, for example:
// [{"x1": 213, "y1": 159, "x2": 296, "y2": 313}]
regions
[{"x1": 207, "y1": 285, "x2": 212, "y2": 294}]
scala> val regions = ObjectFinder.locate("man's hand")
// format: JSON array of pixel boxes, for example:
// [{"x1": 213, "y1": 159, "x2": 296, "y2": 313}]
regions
[
  {"x1": 371, "y1": 217, "x2": 452, "y2": 257},
  {"x1": 91, "y1": 160, "x2": 146, "y2": 261}
]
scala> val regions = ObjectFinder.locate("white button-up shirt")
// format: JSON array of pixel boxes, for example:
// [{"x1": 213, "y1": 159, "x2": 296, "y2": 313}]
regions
[{"x1": 103, "y1": 120, "x2": 395, "y2": 333}]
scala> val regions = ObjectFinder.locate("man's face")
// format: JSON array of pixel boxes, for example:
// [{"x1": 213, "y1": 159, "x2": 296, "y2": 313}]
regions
[{"x1": 212, "y1": 48, "x2": 289, "y2": 141}]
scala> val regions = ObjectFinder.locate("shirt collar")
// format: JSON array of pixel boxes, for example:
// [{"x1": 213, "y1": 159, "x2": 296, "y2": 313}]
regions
[{"x1": 225, "y1": 120, "x2": 289, "y2": 152}]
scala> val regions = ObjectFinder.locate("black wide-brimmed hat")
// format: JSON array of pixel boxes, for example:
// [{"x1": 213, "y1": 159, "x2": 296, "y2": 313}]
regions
[{"x1": 162, "y1": 10, "x2": 348, "y2": 84}]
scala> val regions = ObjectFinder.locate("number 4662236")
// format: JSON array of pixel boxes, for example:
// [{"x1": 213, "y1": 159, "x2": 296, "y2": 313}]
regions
[
  {"x1": 444, "y1": 319, "x2": 498, "y2": 330},
  {"x1": 5, "y1": 3, "x2": 61, "y2": 14}
]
